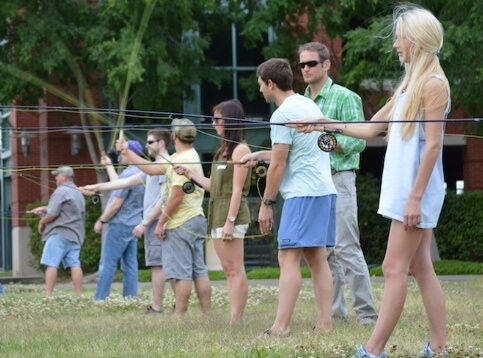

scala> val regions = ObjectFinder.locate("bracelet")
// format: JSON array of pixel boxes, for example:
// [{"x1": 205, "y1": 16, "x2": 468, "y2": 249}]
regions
[{"x1": 99, "y1": 219, "x2": 108, "y2": 224}]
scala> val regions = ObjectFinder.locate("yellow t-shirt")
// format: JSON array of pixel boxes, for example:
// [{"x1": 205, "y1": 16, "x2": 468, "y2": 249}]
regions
[{"x1": 163, "y1": 148, "x2": 205, "y2": 229}]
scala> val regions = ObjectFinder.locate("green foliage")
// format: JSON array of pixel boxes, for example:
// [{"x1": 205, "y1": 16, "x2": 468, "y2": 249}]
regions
[
  {"x1": 208, "y1": 270, "x2": 227, "y2": 281},
  {"x1": 356, "y1": 174, "x2": 483, "y2": 264},
  {"x1": 369, "y1": 260, "x2": 483, "y2": 276},
  {"x1": 340, "y1": 0, "x2": 483, "y2": 116},
  {"x1": 245, "y1": 266, "x2": 312, "y2": 280},
  {"x1": 435, "y1": 191, "x2": 483, "y2": 262},
  {"x1": 25, "y1": 199, "x2": 102, "y2": 274},
  {"x1": 2, "y1": 0, "x2": 480, "y2": 118},
  {"x1": 356, "y1": 173, "x2": 390, "y2": 263}
]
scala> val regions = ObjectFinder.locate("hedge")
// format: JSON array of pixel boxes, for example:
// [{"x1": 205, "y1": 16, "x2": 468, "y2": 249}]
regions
[
  {"x1": 26, "y1": 174, "x2": 482, "y2": 273},
  {"x1": 356, "y1": 173, "x2": 483, "y2": 263},
  {"x1": 435, "y1": 191, "x2": 483, "y2": 262},
  {"x1": 26, "y1": 198, "x2": 146, "y2": 274}
]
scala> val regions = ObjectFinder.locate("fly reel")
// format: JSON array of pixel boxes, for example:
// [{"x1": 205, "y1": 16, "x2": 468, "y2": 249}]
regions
[
  {"x1": 255, "y1": 161, "x2": 270, "y2": 178},
  {"x1": 182, "y1": 180, "x2": 196, "y2": 194},
  {"x1": 317, "y1": 129, "x2": 342, "y2": 152},
  {"x1": 182, "y1": 179, "x2": 203, "y2": 194}
]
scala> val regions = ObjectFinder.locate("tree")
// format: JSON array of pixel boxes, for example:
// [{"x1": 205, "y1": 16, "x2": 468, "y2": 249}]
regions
[
  {"x1": 1, "y1": 0, "x2": 480, "y2": 135},
  {"x1": 339, "y1": 0, "x2": 482, "y2": 117},
  {"x1": 236, "y1": 0, "x2": 482, "y2": 117},
  {"x1": 0, "y1": 0, "x2": 229, "y2": 153}
]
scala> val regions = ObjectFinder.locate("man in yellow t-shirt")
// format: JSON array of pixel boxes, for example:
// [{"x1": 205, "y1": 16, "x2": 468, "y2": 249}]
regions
[{"x1": 117, "y1": 118, "x2": 211, "y2": 315}]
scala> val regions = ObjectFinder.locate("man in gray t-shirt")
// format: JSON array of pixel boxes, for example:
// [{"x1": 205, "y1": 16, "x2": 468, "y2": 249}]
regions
[{"x1": 29, "y1": 166, "x2": 86, "y2": 297}]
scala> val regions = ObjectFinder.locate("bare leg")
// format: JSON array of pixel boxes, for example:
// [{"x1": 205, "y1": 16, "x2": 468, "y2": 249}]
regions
[
  {"x1": 410, "y1": 229, "x2": 446, "y2": 352},
  {"x1": 70, "y1": 266, "x2": 83, "y2": 297},
  {"x1": 364, "y1": 221, "x2": 423, "y2": 356},
  {"x1": 304, "y1": 247, "x2": 332, "y2": 332},
  {"x1": 194, "y1": 276, "x2": 212, "y2": 314},
  {"x1": 173, "y1": 279, "x2": 193, "y2": 315},
  {"x1": 151, "y1": 266, "x2": 165, "y2": 311},
  {"x1": 269, "y1": 248, "x2": 303, "y2": 335},
  {"x1": 45, "y1": 266, "x2": 57, "y2": 297},
  {"x1": 214, "y1": 239, "x2": 248, "y2": 324}
]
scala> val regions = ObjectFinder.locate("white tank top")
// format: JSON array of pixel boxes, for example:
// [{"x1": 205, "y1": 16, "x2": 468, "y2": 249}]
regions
[{"x1": 377, "y1": 76, "x2": 450, "y2": 228}]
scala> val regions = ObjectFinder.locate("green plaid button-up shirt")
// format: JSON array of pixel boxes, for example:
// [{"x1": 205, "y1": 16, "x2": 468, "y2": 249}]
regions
[{"x1": 304, "y1": 77, "x2": 366, "y2": 171}]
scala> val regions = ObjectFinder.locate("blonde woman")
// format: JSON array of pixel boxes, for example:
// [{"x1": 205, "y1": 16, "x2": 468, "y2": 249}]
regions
[
  {"x1": 290, "y1": 5, "x2": 449, "y2": 357},
  {"x1": 175, "y1": 99, "x2": 251, "y2": 325}
]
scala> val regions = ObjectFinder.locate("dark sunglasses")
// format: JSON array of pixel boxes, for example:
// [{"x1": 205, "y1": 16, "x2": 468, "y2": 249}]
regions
[
  {"x1": 298, "y1": 60, "x2": 323, "y2": 69},
  {"x1": 147, "y1": 140, "x2": 159, "y2": 145}
]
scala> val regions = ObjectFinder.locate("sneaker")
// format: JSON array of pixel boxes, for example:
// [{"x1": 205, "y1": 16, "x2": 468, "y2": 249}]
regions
[
  {"x1": 145, "y1": 305, "x2": 163, "y2": 314},
  {"x1": 419, "y1": 342, "x2": 446, "y2": 357},
  {"x1": 351, "y1": 346, "x2": 387, "y2": 358}
]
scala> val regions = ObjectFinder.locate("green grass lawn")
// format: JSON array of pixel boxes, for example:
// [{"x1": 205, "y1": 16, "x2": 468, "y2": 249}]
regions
[
  {"x1": 0, "y1": 278, "x2": 482, "y2": 357},
  {"x1": 130, "y1": 260, "x2": 483, "y2": 283}
]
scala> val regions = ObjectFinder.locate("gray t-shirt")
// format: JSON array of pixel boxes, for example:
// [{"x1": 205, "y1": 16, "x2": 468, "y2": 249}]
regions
[
  {"x1": 107, "y1": 165, "x2": 144, "y2": 226},
  {"x1": 43, "y1": 181, "x2": 86, "y2": 245},
  {"x1": 142, "y1": 172, "x2": 166, "y2": 215}
]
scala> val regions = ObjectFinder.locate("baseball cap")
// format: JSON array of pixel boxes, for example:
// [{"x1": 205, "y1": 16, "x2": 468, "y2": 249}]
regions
[
  {"x1": 51, "y1": 166, "x2": 74, "y2": 177},
  {"x1": 172, "y1": 118, "x2": 197, "y2": 143},
  {"x1": 127, "y1": 140, "x2": 143, "y2": 156}
]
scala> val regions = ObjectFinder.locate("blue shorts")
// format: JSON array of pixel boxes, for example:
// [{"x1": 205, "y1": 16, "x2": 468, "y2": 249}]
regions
[
  {"x1": 41, "y1": 234, "x2": 81, "y2": 269},
  {"x1": 163, "y1": 216, "x2": 208, "y2": 281},
  {"x1": 277, "y1": 195, "x2": 336, "y2": 249}
]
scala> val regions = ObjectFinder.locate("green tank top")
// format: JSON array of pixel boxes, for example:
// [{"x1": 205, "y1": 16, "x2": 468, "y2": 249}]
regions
[{"x1": 207, "y1": 157, "x2": 251, "y2": 232}]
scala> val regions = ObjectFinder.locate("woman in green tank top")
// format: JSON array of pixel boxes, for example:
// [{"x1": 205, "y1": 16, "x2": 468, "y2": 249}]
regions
[{"x1": 174, "y1": 99, "x2": 251, "y2": 325}]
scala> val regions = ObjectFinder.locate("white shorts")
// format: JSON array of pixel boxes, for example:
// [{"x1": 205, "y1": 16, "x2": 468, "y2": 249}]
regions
[{"x1": 211, "y1": 224, "x2": 249, "y2": 239}]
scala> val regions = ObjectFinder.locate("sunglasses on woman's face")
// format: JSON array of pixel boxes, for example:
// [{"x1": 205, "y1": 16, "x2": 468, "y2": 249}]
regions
[{"x1": 298, "y1": 60, "x2": 323, "y2": 69}]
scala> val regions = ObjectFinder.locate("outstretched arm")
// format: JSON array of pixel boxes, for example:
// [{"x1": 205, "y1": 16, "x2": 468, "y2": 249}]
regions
[
  {"x1": 116, "y1": 137, "x2": 169, "y2": 175},
  {"x1": 238, "y1": 150, "x2": 272, "y2": 168},
  {"x1": 287, "y1": 98, "x2": 395, "y2": 140},
  {"x1": 80, "y1": 173, "x2": 144, "y2": 194}
]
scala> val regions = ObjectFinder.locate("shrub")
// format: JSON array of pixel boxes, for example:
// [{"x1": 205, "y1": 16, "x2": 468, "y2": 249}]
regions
[
  {"x1": 26, "y1": 198, "x2": 147, "y2": 274},
  {"x1": 435, "y1": 191, "x2": 483, "y2": 261},
  {"x1": 369, "y1": 260, "x2": 483, "y2": 276},
  {"x1": 356, "y1": 173, "x2": 390, "y2": 264},
  {"x1": 356, "y1": 173, "x2": 483, "y2": 263},
  {"x1": 26, "y1": 199, "x2": 102, "y2": 274}
]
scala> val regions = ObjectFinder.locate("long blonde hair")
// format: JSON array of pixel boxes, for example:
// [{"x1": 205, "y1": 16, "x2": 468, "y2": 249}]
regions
[{"x1": 388, "y1": 5, "x2": 450, "y2": 139}]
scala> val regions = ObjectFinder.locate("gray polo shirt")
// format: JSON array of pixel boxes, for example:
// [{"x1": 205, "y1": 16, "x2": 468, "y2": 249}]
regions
[{"x1": 43, "y1": 181, "x2": 86, "y2": 245}]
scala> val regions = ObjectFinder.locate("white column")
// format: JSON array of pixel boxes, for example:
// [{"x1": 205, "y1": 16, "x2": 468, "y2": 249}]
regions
[
  {"x1": 12, "y1": 226, "x2": 42, "y2": 277},
  {"x1": 205, "y1": 238, "x2": 222, "y2": 271}
]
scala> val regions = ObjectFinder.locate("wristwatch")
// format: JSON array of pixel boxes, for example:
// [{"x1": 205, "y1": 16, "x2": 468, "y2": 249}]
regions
[
  {"x1": 227, "y1": 215, "x2": 236, "y2": 223},
  {"x1": 262, "y1": 197, "x2": 277, "y2": 206},
  {"x1": 141, "y1": 219, "x2": 149, "y2": 227}
]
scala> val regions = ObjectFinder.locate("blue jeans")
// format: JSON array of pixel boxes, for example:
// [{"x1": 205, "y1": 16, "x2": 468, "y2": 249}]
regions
[{"x1": 94, "y1": 223, "x2": 138, "y2": 300}]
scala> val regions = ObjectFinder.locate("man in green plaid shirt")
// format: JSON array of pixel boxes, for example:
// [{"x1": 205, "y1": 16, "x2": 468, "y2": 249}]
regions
[{"x1": 299, "y1": 42, "x2": 378, "y2": 325}]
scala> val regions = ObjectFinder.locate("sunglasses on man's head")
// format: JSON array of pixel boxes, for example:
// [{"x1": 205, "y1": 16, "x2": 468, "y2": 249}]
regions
[
  {"x1": 147, "y1": 140, "x2": 159, "y2": 145},
  {"x1": 298, "y1": 60, "x2": 323, "y2": 69}
]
